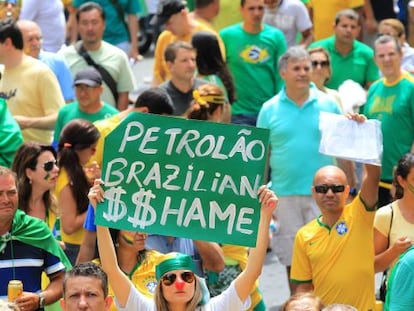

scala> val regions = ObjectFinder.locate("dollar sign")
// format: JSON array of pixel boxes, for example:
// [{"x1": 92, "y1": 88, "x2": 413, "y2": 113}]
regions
[
  {"x1": 128, "y1": 188, "x2": 157, "y2": 229},
  {"x1": 103, "y1": 187, "x2": 127, "y2": 222}
]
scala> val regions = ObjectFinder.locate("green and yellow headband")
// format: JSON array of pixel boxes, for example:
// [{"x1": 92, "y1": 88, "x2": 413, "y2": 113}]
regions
[
  {"x1": 155, "y1": 252, "x2": 196, "y2": 280},
  {"x1": 192, "y1": 89, "x2": 226, "y2": 106}
]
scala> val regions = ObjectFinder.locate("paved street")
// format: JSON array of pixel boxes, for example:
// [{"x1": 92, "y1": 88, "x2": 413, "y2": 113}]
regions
[{"x1": 130, "y1": 50, "x2": 291, "y2": 310}]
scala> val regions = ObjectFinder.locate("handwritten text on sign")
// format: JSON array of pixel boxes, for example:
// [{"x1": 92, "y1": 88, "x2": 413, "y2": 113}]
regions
[{"x1": 96, "y1": 113, "x2": 270, "y2": 247}]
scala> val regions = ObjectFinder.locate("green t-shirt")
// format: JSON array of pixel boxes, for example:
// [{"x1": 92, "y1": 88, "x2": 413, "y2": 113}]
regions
[
  {"x1": 73, "y1": 0, "x2": 140, "y2": 45},
  {"x1": 54, "y1": 101, "x2": 119, "y2": 143},
  {"x1": 309, "y1": 36, "x2": 379, "y2": 89},
  {"x1": 0, "y1": 98, "x2": 23, "y2": 167},
  {"x1": 220, "y1": 23, "x2": 287, "y2": 116},
  {"x1": 186, "y1": 0, "x2": 194, "y2": 11},
  {"x1": 363, "y1": 72, "x2": 414, "y2": 181}
]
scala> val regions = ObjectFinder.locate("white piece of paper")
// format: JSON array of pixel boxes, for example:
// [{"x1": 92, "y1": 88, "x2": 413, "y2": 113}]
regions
[{"x1": 319, "y1": 112, "x2": 382, "y2": 165}]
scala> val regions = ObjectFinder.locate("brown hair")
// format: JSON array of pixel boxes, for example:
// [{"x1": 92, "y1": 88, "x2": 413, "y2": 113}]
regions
[
  {"x1": 11, "y1": 142, "x2": 58, "y2": 215},
  {"x1": 58, "y1": 119, "x2": 100, "y2": 214},
  {"x1": 187, "y1": 83, "x2": 227, "y2": 120}
]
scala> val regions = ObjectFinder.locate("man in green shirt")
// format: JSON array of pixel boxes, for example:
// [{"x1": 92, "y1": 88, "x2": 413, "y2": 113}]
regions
[
  {"x1": 53, "y1": 67, "x2": 118, "y2": 146},
  {"x1": 309, "y1": 8, "x2": 379, "y2": 90},
  {"x1": 364, "y1": 35, "x2": 414, "y2": 207},
  {"x1": 220, "y1": 0, "x2": 287, "y2": 126}
]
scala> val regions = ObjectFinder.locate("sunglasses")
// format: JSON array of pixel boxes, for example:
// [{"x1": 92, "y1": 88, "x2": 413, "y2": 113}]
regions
[
  {"x1": 314, "y1": 184, "x2": 345, "y2": 194},
  {"x1": 43, "y1": 160, "x2": 57, "y2": 172},
  {"x1": 311, "y1": 60, "x2": 330, "y2": 68},
  {"x1": 161, "y1": 271, "x2": 195, "y2": 286}
]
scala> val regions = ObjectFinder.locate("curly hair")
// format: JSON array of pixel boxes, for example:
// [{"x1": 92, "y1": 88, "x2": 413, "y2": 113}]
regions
[
  {"x1": 187, "y1": 83, "x2": 227, "y2": 120},
  {"x1": 393, "y1": 153, "x2": 414, "y2": 199}
]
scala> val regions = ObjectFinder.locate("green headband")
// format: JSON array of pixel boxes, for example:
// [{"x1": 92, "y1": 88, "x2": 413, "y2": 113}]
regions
[{"x1": 155, "y1": 252, "x2": 196, "y2": 281}]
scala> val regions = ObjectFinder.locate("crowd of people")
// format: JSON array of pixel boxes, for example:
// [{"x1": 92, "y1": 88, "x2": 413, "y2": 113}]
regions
[{"x1": 1, "y1": 0, "x2": 414, "y2": 310}]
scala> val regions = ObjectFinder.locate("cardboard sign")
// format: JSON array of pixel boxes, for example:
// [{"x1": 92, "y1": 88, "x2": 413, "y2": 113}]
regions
[{"x1": 95, "y1": 113, "x2": 270, "y2": 247}]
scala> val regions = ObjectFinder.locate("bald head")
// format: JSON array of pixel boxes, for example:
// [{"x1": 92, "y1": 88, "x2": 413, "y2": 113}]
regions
[
  {"x1": 16, "y1": 20, "x2": 42, "y2": 58},
  {"x1": 313, "y1": 165, "x2": 347, "y2": 186},
  {"x1": 312, "y1": 166, "x2": 350, "y2": 219}
]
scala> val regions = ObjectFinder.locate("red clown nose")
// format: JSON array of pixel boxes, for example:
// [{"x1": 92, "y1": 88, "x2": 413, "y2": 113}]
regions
[{"x1": 175, "y1": 279, "x2": 185, "y2": 290}]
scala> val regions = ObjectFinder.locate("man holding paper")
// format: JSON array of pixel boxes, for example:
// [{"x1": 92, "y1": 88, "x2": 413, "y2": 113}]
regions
[
  {"x1": 364, "y1": 34, "x2": 414, "y2": 208},
  {"x1": 290, "y1": 160, "x2": 380, "y2": 310}
]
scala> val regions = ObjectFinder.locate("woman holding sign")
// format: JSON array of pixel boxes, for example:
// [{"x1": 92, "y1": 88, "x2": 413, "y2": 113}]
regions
[
  {"x1": 90, "y1": 180, "x2": 277, "y2": 311},
  {"x1": 187, "y1": 83, "x2": 268, "y2": 310}
]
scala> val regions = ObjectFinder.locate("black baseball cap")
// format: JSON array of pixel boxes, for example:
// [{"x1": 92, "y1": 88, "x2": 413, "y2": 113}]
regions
[
  {"x1": 74, "y1": 67, "x2": 102, "y2": 87},
  {"x1": 150, "y1": 0, "x2": 186, "y2": 27}
]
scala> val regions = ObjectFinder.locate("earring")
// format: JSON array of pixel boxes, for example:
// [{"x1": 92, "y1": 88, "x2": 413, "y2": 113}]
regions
[{"x1": 29, "y1": 179, "x2": 32, "y2": 184}]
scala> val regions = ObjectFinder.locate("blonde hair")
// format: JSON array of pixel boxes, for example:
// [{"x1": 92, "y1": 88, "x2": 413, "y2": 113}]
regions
[
  {"x1": 154, "y1": 274, "x2": 203, "y2": 311},
  {"x1": 281, "y1": 292, "x2": 324, "y2": 311},
  {"x1": 379, "y1": 18, "x2": 405, "y2": 37},
  {"x1": 308, "y1": 46, "x2": 332, "y2": 83}
]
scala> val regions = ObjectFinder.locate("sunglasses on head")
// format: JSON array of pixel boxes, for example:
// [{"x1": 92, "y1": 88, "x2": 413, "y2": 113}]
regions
[
  {"x1": 314, "y1": 184, "x2": 345, "y2": 194},
  {"x1": 161, "y1": 271, "x2": 195, "y2": 286},
  {"x1": 311, "y1": 60, "x2": 330, "y2": 68},
  {"x1": 43, "y1": 160, "x2": 57, "y2": 172}
]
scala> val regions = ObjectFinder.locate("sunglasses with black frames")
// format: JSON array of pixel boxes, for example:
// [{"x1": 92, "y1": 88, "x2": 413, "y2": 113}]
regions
[
  {"x1": 314, "y1": 184, "x2": 345, "y2": 194},
  {"x1": 42, "y1": 160, "x2": 57, "y2": 172},
  {"x1": 311, "y1": 60, "x2": 330, "y2": 68}
]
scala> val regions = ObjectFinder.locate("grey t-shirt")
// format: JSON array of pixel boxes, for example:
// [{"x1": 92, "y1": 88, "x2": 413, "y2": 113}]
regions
[{"x1": 160, "y1": 78, "x2": 206, "y2": 115}]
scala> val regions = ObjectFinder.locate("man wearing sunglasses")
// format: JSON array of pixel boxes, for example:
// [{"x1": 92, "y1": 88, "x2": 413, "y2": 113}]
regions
[{"x1": 290, "y1": 158, "x2": 380, "y2": 310}]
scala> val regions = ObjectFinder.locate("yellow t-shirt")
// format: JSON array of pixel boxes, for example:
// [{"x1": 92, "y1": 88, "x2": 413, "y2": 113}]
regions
[
  {"x1": 221, "y1": 245, "x2": 263, "y2": 310},
  {"x1": 291, "y1": 195, "x2": 376, "y2": 310},
  {"x1": 89, "y1": 114, "x2": 122, "y2": 167},
  {"x1": 0, "y1": 55, "x2": 64, "y2": 144},
  {"x1": 55, "y1": 168, "x2": 85, "y2": 245},
  {"x1": 153, "y1": 21, "x2": 226, "y2": 84},
  {"x1": 375, "y1": 202, "x2": 414, "y2": 274},
  {"x1": 213, "y1": 0, "x2": 242, "y2": 31},
  {"x1": 308, "y1": 0, "x2": 364, "y2": 41}
]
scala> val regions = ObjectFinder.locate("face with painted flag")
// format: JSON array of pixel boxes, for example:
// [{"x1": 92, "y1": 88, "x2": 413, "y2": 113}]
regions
[
  {"x1": 117, "y1": 230, "x2": 147, "y2": 252},
  {"x1": 26, "y1": 150, "x2": 59, "y2": 191}
]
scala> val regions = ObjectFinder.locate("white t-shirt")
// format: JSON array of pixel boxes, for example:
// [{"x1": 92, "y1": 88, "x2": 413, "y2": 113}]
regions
[
  {"x1": 263, "y1": 0, "x2": 312, "y2": 47},
  {"x1": 19, "y1": 0, "x2": 66, "y2": 52},
  {"x1": 116, "y1": 281, "x2": 250, "y2": 311}
]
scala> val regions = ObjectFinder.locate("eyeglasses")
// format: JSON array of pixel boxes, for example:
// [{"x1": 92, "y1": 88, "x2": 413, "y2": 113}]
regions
[
  {"x1": 161, "y1": 271, "x2": 195, "y2": 286},
  {"x1": 43, "y1": 160, "x2": 57, "y2": 172},
  {"x1": 314, "y1": 184, "x2": 345, "y2": 194},
  {"x1": 311, "y1": 60, "x2": 330, "y2": 68},
  {"x1": 75, "y1": 85, "x2": 98, "y2": 92}
]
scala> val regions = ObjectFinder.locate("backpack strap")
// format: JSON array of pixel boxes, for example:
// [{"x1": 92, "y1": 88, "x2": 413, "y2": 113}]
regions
[{"x1": 75, "y1": 41, "x2": 119, "y2": 108}]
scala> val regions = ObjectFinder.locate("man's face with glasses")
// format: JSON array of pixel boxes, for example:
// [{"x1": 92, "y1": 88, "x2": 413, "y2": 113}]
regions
[{"x1": 312, "y1": 166, "x2": 350, "y2": 214}]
